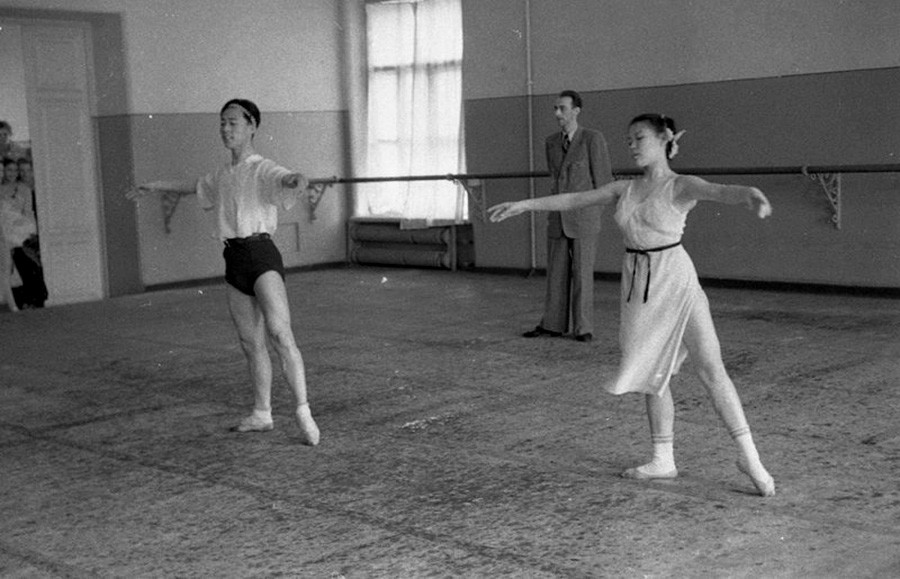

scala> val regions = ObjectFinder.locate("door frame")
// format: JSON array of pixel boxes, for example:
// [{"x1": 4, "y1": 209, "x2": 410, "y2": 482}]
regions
[{"x1": 4, "y1": 15, "x2": 107, "y2": 305}]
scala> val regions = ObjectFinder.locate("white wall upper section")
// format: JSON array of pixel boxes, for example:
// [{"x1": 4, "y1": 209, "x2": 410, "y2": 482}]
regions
[
  {"x1": 2, "y1": 0, "x2": 343, "y2": 114},
  {"x1": 0, "y1": 23, "x2": 29, "y2": 139},
  {"x1": 464, "y1": 0, "x2": 900, "y2": 99}
]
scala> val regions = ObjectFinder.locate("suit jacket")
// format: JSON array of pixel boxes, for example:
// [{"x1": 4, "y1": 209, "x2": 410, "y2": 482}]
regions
[{"x1": 545, "y1": 127, "x2": 613, "y2": 238}]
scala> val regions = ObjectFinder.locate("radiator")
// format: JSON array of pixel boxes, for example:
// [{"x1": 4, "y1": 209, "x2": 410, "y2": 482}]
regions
[{"x1": 349, "y1": 221, "x2": 473, "y2": 271}]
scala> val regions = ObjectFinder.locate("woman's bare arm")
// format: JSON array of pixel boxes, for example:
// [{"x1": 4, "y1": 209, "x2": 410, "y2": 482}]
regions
[
  {"x1": 489, "y1": 180, "x2": 626, "y2": 222},
  {"x1": 675, "y1": 175, "x2": 772, "y2": 218}
]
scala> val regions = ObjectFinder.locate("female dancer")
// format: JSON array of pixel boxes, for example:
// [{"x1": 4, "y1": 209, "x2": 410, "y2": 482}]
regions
[
  {"x1": 489, "y1": 114, "x2": 774, "y2": 496},
  {"x1": 128, "y1": 99, "x2": 320, "y2": 445}
]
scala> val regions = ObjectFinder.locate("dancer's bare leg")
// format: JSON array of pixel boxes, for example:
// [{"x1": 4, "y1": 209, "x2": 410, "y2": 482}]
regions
[
  {"x1": 683, "y1": 294, "x2": 774, "y2": 496},
  {"x1": 622, "y1": 389, "x2": 678, "y2": 479},
  {"x1": 228, "y1": 285, "x2": 275, "y2": 432},
  {"x1": 254, "y1": 272, "x2": 319, "y2": 446}
]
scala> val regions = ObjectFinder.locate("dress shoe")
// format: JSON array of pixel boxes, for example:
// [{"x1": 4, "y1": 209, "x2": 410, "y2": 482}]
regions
[
  {"x1": 522, "y1": 326, "x2": 562, "y2": 338},
  {"x1": 575, "y1": 333, "x2": 593, "y2": 342}
]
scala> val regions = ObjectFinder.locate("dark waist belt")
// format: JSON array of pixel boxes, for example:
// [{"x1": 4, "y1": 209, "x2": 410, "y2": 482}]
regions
[
  {"x1": 224, "y1": 232, "x2": 271, "y2": 247},
  {"x1": 625, "y1": 241, "x2": 682, "y2": 303}
]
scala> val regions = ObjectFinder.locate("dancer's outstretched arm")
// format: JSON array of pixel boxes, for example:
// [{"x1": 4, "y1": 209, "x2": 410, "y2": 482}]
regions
[
  {"x1": 126, "y1": 180, "x2": 198, "y2": 200},
  {"x1": 489, "y1": 180, "x2": 626, "y2": 223},
  {"x1": 675, "y1": 175, "x2": 772, "y2": 218}
]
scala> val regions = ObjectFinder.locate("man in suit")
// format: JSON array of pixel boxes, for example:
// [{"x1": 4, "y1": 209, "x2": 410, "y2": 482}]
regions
[{"x1": 523, "y1": 90, "x2": 612, "y2": 342}]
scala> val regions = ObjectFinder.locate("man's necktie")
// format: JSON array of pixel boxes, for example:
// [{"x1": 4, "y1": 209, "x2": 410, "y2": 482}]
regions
[{"x1": 563, "y1": 133, "x2": 571, "y2": 152}]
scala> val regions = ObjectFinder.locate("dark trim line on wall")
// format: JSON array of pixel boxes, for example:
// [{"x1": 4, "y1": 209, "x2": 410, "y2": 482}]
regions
[{"x1": 550, "y1": 65, "x2": 900, "y2": 97}]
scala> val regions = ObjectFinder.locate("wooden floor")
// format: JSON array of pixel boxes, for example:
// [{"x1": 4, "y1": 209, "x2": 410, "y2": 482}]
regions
[{"x1": 1, "y1": 266, "x2": 899, "y2": 578}]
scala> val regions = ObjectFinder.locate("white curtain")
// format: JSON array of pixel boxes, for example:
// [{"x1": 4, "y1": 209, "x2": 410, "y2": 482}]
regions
[{"x1": 358, "y1": 0, "x2": 467, "y2": 225}]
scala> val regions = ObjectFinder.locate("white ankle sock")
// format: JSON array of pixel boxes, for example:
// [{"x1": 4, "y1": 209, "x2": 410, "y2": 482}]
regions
[
  {"x1": 251, "y1": 408, "x2": 273, "y2": 422},
  {"x1": 730, "y1": 426, "x2": 761, "y2": 464},
  {"x1": 647, "y1": 433, "x2": 676, "y2": 471},
  {"x1": 623, "y1": 433, "x2": 677, "y2": 479}
]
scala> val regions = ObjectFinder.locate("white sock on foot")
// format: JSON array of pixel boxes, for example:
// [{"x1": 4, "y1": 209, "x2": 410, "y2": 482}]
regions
[{"x1": 623, "y1": 434, "x2": 677, "y2": 479}]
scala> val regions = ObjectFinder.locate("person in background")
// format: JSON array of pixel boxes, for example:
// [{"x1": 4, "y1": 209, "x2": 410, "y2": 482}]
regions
[
  {"x1": 18, "y1": 157, "x2": 39, "y2": 223},
  {"x1": 489, "y1": 113, "x2": 775, "y2": 497},
  {"x1": 0, "y1": 121, "x2": 28, "y2": 161},
  {"x1": 128, "y1": 98, "x2": 320, "y2": 446},
  {"x1": 523, "y1": 90, "x2": 613, "y2": 343},
  {"x1": 16, "y1": 157, "x2": 33, "y2": 188},
  {"x1": 0, "y1": 157, "x2": 46, "y2": 309},
  {"x1": 0, "y1": 201, "x2": 18, "y2": 312}
]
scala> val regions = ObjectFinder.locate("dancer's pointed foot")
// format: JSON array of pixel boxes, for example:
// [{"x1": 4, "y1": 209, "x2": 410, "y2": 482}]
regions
[
  {"x1": 296, "y1": 404, "x2": 320, "y2": 446},
  {"x1": 737, "y1": 458, "x2": 775, "y2": 497},
  {"x1": 622, "y1": 462, "x2": 678, "y2": 480},
  {"x1": 232, "y1": 413, "x2": 274, "y2": 433}
]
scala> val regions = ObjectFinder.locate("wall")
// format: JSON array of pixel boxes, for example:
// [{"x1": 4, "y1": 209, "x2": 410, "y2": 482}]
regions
[
  {"x1": 462, "y1": 0, "x2": 900, "y2": 288},
  {"x1": 131, "y1": 111, "x2": 348, "y2": 285},
  {"x1": 0, "y1": 23, "x2": 29, "y2": 141},
  {"x1": 1, "y1": 0, "x2": 349, "y2": 290}
]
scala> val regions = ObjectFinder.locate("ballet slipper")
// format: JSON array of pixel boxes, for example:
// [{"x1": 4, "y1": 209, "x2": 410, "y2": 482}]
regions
[
  {"x1": 737, "y1": 458, "x2": 775, "y2": 497},
  {"x1": 621, "y1": 464, "x2": 678, "y2": 480},
  {"x1": 232, "y1": 413, "x2": 274, "y2": 433},
  {"x1": 295, "y1": 404, "x2": 320, "y2": 446}
]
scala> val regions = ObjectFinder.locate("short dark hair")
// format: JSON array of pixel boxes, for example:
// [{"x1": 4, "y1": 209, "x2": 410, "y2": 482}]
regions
[
  {"x1": 558, "y1": 90, "x2": 582, "y2": 109},
  {"x1": 221, "y1": 99, "x2": 261, "y2": 127}
]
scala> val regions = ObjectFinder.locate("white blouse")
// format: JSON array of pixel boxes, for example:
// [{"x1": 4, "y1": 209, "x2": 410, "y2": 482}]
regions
[{"x1": 196, "y1": 154, "x2": 296, "y2": 240}]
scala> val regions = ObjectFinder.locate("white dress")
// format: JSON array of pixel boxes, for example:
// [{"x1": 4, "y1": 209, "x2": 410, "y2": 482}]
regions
[{"x1": 606, "y1": 177, "x2": 706, "y2": 396}]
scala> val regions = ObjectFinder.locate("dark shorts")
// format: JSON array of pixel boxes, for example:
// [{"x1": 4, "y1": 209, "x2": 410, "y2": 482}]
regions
[{"x1": 223, "y1": 234, "x2": 285, "y2": 297}]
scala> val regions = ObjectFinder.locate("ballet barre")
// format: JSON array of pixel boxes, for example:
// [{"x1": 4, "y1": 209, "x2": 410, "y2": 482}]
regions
[
  {"x1": 304, "y1": 163, "x2": 900, "y2": 229},
  {"x1": 158, "y1": 164, "x2": 899, "y2": 232}
]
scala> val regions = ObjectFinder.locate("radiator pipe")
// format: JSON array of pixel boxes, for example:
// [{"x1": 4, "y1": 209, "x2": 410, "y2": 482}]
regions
[{"x1": 524, "y1": 0, "x2": 537, "y2": 274}]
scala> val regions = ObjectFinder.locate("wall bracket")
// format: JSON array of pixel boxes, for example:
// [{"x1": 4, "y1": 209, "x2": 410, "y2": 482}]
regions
[
  {"x1": 454, "y1": 177, "x2": 486, "y2": 222},
  {"x1": 802, "y1": 167, "x2": 841, "y2": 229},
  {"x1": 161, "y1": 191, "x2": 182, "y2": 234},
  {"x1": 307, "y1": 181, "x2": 334, "y2": 221}
]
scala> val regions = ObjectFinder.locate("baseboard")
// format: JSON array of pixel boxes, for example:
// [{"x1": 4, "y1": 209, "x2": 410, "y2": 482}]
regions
[{"x1": 464, "y1": 266, "x2": 900, "y2": 298}]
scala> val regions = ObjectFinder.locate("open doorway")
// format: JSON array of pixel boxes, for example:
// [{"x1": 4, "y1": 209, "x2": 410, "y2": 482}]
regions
[
  {"x1": 0, "y1": 18, "x2": 106, "y2": 308},
  {"x1": 0, "y1": 22, "x2": 46, "y2": 310}
]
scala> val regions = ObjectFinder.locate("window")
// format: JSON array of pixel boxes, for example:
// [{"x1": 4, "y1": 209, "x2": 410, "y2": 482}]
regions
[{"x1": 357, "y1": 0, "x2": 466, "y2": 224}]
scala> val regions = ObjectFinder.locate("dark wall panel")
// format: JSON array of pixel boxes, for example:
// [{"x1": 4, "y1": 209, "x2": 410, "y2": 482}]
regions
[{"x1": 466, "y1": 68, "x2": 900, "y2": 287}]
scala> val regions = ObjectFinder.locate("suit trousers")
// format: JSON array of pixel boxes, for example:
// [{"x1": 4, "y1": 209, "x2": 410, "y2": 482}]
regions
[{"x1": 541, "y1": 232, "x2": 598, "y2": 335}]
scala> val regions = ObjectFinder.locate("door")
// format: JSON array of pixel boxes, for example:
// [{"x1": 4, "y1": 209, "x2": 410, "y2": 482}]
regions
[{"x1": 21, "y1": 23, "x2": 105, "y2": 305}]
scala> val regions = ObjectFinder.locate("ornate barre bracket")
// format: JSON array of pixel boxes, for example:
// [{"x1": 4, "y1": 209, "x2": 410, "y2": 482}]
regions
[
  {"x1": 452, "y1": 176, "x2": 486, "y2": 222},
  {"x1": 802, "y1": 167, "x2": 842, "y2": 229},
  {"x1": 161, "y1": 191, "x2": 182, "y2": 234},
  {"x1": 306, "y1": 179, "x2": 336, "y2": 221}
]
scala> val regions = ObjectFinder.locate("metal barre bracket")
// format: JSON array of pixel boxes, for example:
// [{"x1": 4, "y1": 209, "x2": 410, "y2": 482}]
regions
[
  {"x1": 306, "y1": 180, "x2": 335, "y2": 221},
  {"x1": 451, "y1": 176, "x2": 486, "y2": 222},
  {"x1": 161, "y1": 190, "x2": 182, "y2": 234},
  {"x1": 801, "y1": 167, "x2": 841, "y2": 229}
]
